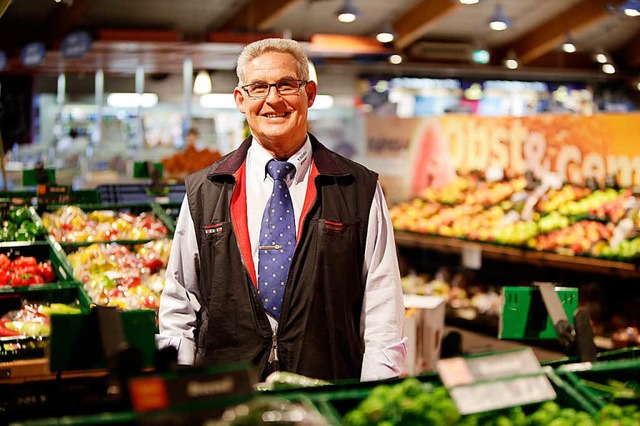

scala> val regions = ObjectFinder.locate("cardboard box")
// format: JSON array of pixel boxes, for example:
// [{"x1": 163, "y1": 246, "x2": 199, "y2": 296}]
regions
[{"x1": 403, "y1": 294, "x2": 446, "y2": 375}]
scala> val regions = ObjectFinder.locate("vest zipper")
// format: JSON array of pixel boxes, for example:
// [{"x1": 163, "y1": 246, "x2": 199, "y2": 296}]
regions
[{"x1": 268, "y1": 332, "x2": 279, "y2": 366}]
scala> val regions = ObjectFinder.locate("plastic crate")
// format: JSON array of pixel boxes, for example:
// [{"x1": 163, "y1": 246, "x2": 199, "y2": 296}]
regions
[
  {"x1": 542, "y1": 346, "x2": 640, "y2": 369},
  {"x1": 49, "y1": 308, "x2": 157, "y2": 372},
  {"x1": 0, "y1": 283, "x2": 91, "y2": 362},
  {"x1": 0, "y1": 241, "x2": 76, "y2": 285},
  {"x1": 554, "y1": 358, "x2": 640, "y2": 411},
  {"x1": 499, "y1": 286, "x2": 578, "y2": 340}
]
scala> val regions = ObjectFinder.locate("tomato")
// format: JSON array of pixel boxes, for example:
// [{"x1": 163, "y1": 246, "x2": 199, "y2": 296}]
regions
[
  {"x1": 38, "y1": 262, "x2": 56, "y2": 283},
  {"x1": 0, "y1": 254, "x2": 10, "y2": 270}
]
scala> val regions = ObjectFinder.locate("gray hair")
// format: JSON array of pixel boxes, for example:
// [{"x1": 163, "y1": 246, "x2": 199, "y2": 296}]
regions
[{"x1": 236, "y1": 38, "x2": 310, "y2": 86}]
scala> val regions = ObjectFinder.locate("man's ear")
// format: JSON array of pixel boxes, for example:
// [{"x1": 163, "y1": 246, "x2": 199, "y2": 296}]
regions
[
  {"x1": 305, "y1": 81, "x2": 317, "y2": 108},
  {"x1": 234, "y1": 88, "x2": 246, "y2": 114}
]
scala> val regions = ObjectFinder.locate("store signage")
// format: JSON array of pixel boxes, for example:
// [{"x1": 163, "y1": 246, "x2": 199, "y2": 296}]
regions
[
  {"x1": 0, "y1": 51, "x2": 6, "y2": 71},
  {"x1": 436, "y1": 348, "x2": 556, "y2": 415},
  {"x1": 20, "y1": 42, "x2": 46, "y2": 67},
  {"x1": 61, "y1": 30, "x2": 91, "y2": 58}
]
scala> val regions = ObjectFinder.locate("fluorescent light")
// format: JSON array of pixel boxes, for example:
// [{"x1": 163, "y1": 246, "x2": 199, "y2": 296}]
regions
[
  {"x1": 193, "y1": 70, "x2": 212, "y2": 95},
  {"x1": 107, "y1": 93, "x2": 158, "y2": 108},
  {"x1": 310, "y1": 95, "x2": 334, "y2": 110},
  {"x1": 199, "y1": 93, "x2": 237, "y2": 109}
]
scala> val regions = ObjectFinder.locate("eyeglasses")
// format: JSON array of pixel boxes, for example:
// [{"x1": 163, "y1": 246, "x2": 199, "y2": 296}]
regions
[{"x1": 241, "y1": 80, "x2": 307, "y2": 99}]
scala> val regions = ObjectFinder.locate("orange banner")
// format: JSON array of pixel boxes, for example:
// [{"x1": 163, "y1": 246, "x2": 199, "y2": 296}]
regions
[{"x1": 365, "y1": 113, "x2": 640, "y2": 202}]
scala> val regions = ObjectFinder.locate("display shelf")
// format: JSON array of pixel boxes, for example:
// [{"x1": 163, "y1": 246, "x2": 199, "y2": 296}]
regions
[{"x1": 394, "y1": 231, "x2": 640, "y2": 279}]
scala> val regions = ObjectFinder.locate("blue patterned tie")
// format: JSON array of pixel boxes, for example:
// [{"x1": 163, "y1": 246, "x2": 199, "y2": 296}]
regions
[{"x1": 258, "y1": 159, "x2": 296, "y2": 319}]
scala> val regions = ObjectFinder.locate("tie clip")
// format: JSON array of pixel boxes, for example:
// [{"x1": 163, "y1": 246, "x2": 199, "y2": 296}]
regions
[{"x1": 259, "y1": 244, "x2": 282, "y2": 250}]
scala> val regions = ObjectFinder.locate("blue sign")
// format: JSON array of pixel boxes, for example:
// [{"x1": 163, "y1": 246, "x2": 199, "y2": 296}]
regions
[
  {"x1": 0, "y1": 51, "x2": 6, "y2": 71},
  {"x1": 20, "y1": 42, "x2": 46, "y2": 67},
  {"x1": 61, "y1": 30, "x2": 91, "y2": 59}
]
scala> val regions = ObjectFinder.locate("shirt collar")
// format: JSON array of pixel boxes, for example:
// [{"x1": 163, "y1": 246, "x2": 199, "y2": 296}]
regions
[{"x1": 249, "y1": 135, "x2": 312, "y2": 184}]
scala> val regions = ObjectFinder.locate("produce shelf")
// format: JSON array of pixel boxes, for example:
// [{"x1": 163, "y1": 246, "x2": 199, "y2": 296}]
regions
[{"x1": 394, "y1": 231, "x2": 640, "y2": 279}]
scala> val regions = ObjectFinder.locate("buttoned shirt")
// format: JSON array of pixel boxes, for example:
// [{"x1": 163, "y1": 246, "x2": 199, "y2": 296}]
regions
[{"x1": 157, "y1": 135, "x2": 407, "y2": 381}]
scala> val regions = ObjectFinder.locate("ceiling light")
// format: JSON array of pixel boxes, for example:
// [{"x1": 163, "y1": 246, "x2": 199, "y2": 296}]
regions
[
  {"x1": 471, "y1": 47, "x2": 490, "y2": 64},
  {"x1": 459, "y1": 0, "x2": 480, "y2": 4},
  {"x1": 593, "y1": 46, "x2": 610, "y2": 64},
  {"x1": 607, "y1": 0, "x2": 640, "y2": 16},
  {"x1": 389, "y1": 54, "x2": 403, "y2": 65},
  {"x1": 376, "y1": 22, "x2": 395, "y2": 43},
  {"x1": 504, "y1": 50, "x2": 518, "y2": 69},
  {"x1": 562, "y1": 33, "x2": 576, "y2": 53},
  {"x1": 336, "y1": 0, "x2": 361, "y2": 23},
  {"x1": 602, "y1": 63, "x2": 616, "y2": 74},
  {"x1": 107, "y1": 93, "x2": 158, "y2": 108},
  {"x1": 193, "y1": 70, "x2": 212, "y2": 95},
  {"x1": 489, "y1": 3, "x2": 511, "y2": 31}
]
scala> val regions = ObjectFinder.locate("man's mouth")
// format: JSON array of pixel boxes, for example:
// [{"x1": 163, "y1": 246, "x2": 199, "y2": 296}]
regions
[{"x1": 264, "y1": 113, "x2": 288, "y2": 118}]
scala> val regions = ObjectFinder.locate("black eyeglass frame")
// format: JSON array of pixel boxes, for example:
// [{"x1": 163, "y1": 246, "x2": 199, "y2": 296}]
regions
[{"x1": 241, "y1": 80, "x2": 308, "y2": 99}]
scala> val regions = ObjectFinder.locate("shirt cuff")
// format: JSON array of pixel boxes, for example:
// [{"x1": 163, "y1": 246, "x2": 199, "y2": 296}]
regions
[
  {"x1": 360, "y1": 337, "x2": 408, "y2": 382},
  {"x1": 155, "y1": 334, "x2": 196, "y2": 365}
]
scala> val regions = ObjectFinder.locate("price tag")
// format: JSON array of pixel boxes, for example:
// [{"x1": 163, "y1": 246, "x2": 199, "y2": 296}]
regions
[
  {"x1": 437, "y1": 348, "x2": 556, "y2": 415},
  {"x1": 462, "y1": 245, "x2": 482, "y2": 270},
  {"x1": 610, "y1": 218, "x2": 634, "y2": 250},
  {"x1": 521, "y1": 182, "x2": 549, "y2": 222}
]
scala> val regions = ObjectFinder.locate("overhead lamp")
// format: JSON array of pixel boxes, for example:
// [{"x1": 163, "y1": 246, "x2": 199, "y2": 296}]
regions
[
  {"x1": 376, "y1": 22, "x2": 395, "y2": 43},
  {"x1": 459, "y1": 0, "x2": 480, "y2": 4},
  {"x1": 471, "y1": 46, "x2": 490, "y2": 64},
  {"x1": 489, "y1": 3, "x2": 511, "y2": 31},
  {"x1": 504, "y1": 50, "x2": 518, "y2": 69},
  {"x1": 389, "y1": 54, "x2": 403, "y2": 65},
  {"x1": 608, "y1": 0, "x2": 640, "y2": 16},
  {"x1": 193, "y1": 70, "x2": 212, "y2": 95},
  {"x1": 562, "y1": 33, "x2": 576, "y2": 53},
  {"x1": 602, "y1": 63, "x2": 616, "y2": 74},
  {"x1": 336, "y1": 0, "x2": 362, "y2": 23},
  {"x1": 593, "y1": 46, "x2": 610, "y2": 64}
]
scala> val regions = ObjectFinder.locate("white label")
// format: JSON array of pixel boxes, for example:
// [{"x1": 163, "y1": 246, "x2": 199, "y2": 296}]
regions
[{"x1": 462, "y1": 245, "x2": 482, "y2": 270}]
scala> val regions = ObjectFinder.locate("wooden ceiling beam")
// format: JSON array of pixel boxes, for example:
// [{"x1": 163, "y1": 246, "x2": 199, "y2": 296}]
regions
[
  {"x1": 506, "y1": 0, "x2": 625, "y2": 65},
  {"x1": 223, "y1": 0, "x2": 301, "y2": 31},
  {"x1": 393, "y1": 0, "x2": 462, "y2": 50}
]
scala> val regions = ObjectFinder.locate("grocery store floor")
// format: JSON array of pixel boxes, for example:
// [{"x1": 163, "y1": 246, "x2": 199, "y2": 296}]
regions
[{"x1": 446, "y1": 326, "x2": 567, "y2": 362}]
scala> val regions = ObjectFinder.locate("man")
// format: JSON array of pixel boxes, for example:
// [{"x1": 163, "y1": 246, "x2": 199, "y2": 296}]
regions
[{"x1": 157, "y1": 38, "x2": 406, "y2": 382}]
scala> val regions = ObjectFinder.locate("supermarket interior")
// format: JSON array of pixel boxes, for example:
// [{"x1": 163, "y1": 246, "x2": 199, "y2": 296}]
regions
[{"x1": 1, "y1": 0, "x2": 640, "y2": 424}]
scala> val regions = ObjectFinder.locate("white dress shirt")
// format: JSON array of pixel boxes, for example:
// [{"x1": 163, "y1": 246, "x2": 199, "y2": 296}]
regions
[{"x1": 157, "y1": 136, "x2": 407, "y2": 381}]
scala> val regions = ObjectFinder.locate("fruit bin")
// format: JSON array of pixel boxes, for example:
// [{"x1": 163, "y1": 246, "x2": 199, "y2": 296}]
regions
[
  {"x1": 0, "y1": 240, "x2": 76, "y2": 288},
  {"x1": 0, "y1": 283, "x2": 91, "y2": 362},
  {"x1": 40, "y1": 203, "x2": 174, "y2": 244},
  {"x1": 554, "y1": 358, "x2": 640, "y2": 412}
]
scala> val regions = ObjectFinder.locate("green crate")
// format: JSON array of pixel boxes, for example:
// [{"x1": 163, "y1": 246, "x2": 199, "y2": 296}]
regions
[
  {"x1": 542, "y1": 346, "x2": 640, "y2": 369},
  {"x1": 0, "y1": 283, "x2": 90, "y2": 362},
  {"x1": 49, "y1": 308, "x2": 157, "y2": 372},
  {"x1": 22, "y1": 168, "x2": 56, "y2": 186},
  {"x1": 0, "y1": 241, "x2": 76, "y2": 284},
  {"x1": 499, "y1": 286, "x2": 579, "y2": 340},
  {"x1": 555, "y1": 358, "x2": 640, "y2": 411}
]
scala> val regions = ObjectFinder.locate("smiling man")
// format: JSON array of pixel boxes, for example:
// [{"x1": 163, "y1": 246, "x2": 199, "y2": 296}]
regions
[{"x1": 157, "y1": 38, "x2": 406, "y2": 382}]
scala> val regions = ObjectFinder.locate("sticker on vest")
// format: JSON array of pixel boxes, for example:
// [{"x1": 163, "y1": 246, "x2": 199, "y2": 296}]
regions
[{"x1": 203, "y1": 223, "x2": 224, "y2": 235}]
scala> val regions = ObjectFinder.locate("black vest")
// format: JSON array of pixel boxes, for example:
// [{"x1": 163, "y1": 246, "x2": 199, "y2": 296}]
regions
[{"x1": 185, "y1": 135, "x2": 378, "y2": 381}]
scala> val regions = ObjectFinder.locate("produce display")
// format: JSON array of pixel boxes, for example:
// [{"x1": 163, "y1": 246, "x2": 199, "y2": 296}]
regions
[
  {"x1": 0, "y1": 254, "x2": 56, "y2": 287},
  {"x1": 342, "y1": 377, "x2": 639, "y2": 426},
  {"x1": 42, "y1": 205, "x2": 169, "y2": 242},
  {"x1": 390, "y1": 175, "x2": 640, "y2": 261},
  {"x1": 0, "y1": 206, "x2": 47, "y2": 242},
  {"x1": 161, "y1": 145, "x2": 222, "y2": 178},
  {"x1": 67, "y1": 239, "x2": 172, "y2": 311},
  {"x1": 0, "y1": 301, "x2": 82, "y2": 338}
]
